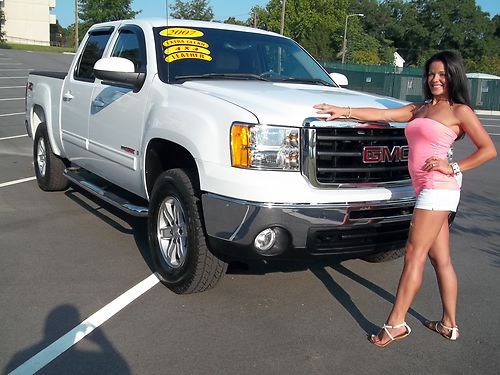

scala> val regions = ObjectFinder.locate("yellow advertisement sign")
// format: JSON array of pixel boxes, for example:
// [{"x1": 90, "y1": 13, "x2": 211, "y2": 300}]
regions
[
  {"x1": 163, "y1": 38, "x2": 209, "y2": 48},
  {"x1": 166, "y1": 52, "x2": 212, "y2": 63},
  {"x1": 160, "y1": 28, "x2": 204, "y2": 38},
  {"x1": 165, "y1": 45, "x2": 211, "y2": 56}
]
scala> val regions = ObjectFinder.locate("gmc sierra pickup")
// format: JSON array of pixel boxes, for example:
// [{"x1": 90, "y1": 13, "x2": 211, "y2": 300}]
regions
[{"x1": 26, "y1": 19, "x2": 415, "y2": 294}]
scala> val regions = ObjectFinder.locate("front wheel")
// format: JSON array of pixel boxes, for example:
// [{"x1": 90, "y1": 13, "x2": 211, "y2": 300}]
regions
[
  {"x1": 148, "y1": 169, "x2": 227, "y2": 294},
  {"x1": 33, "y1": 123, "x2": 69, "y2": 191}
]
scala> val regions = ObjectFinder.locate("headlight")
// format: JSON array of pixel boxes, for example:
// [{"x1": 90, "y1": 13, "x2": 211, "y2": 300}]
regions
[{"x1": 231, "y1": 123, "x2": 299, "y2": 171}]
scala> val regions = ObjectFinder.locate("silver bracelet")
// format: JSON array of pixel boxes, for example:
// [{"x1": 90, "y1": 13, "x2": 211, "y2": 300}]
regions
[{"x1": 450, "y1": 162, "x2": 461, "y2": 175}]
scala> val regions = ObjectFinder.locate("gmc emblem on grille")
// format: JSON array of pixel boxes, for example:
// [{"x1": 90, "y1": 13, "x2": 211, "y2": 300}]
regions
[{"x1": 362, "y1": 146, "x2": 409, "y2": 163}]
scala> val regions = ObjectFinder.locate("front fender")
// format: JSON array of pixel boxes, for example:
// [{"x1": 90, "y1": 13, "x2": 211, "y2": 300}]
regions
[{"x1": 141, "y1": 82, "x2": 257, "y2": 193}]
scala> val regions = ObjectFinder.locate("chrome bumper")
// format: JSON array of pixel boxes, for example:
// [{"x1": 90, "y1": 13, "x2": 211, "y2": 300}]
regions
[{"x1": 202, "y1": 193, "x2": 415, "y2": 259}]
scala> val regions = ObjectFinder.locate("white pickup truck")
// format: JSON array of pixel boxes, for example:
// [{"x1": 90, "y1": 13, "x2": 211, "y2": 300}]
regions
[{"x1": 26, "y1": 19, "x2": 415, "y2": 294}]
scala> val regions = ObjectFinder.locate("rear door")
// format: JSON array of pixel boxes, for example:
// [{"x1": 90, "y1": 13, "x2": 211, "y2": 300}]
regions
[{"x1": 60, "y1": 28, "x2": 114, "y2": 166}]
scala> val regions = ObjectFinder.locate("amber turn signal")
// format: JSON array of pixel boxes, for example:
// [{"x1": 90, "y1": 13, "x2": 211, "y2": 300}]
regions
[{"x1": 231, "y1": 124, "x2": 251, "y2": 168}]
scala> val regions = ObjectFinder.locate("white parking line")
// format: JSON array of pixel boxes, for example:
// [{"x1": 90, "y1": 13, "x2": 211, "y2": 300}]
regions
[
  {"x1": 0, "y1": 86, "x2": 25, "y2": 89},
  {"x1": 0, "y1": 98, "x2": 24, "y2": 101},
  {"x1": 0, "y1": 112, "x2": 24, "y2": 117},
  {"x1": 0, "y1": 77, "x2": 27, "y2": 79},
  {"x1": 0, "y1": 63, "x2": 23, "y2": 65},
  {"x1": 0, "y1": 68, "x2": 33, "y2": 71},
  {"x1": 0, "y1": 177, "x2": 36, "y2": 188},
  {"x1": 0, "y1": 134, "x2": 28, "y2": 141},
  {"x1": 8, "y1": 274, "x2": 160, "y2": 375}
]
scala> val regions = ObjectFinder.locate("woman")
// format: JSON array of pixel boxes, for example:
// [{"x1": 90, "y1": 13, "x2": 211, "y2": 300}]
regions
[{"x1": 314, "y1": 51, "x2": 496, "y2": 347}]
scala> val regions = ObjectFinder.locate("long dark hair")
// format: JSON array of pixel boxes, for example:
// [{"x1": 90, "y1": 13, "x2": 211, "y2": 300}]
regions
[{"x1": 423, "y1": 51, "x2": 471, "y2": 107}]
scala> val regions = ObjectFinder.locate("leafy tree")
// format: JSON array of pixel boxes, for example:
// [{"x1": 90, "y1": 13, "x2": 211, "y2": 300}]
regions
[
  {"x1": 351, "y1": 49, "x2": 381, "y2": 64},
  {"x1": 223, "y1": 17, "x2": 249, "y2": 26},
  {"x1": 0, "y1": 7, "x2": 5, "y2": 44},
  {"x1": 349, "y1": 0, "x2": 401, "y2": 64},
  {"x1": 170, "y1": 0, "x2": 214, "y2": 21},
  {"x1": 61, "y1": 24, "x2": 77, "y2": 48},
  {"x1": 249, "y1": 0, "x2": 348, "y2": 61},
  {"x1": 78, "y1": 0, "x2": 140, "y2": 37}
]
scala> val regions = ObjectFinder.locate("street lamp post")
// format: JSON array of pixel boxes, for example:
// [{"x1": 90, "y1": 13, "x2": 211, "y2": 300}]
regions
[{"x1": 341, "y1": 13, "x2": 364, "y2": 64}]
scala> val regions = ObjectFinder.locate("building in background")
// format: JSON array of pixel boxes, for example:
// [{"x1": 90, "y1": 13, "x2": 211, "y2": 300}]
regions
[{"x1": 0, "y1": 0, "x2": 56, "y2": 46}]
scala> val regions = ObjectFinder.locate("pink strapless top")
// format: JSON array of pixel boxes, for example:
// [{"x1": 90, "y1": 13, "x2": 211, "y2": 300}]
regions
[{"x1": 405, "y1": 118, "x2": 460, "y2": 195}]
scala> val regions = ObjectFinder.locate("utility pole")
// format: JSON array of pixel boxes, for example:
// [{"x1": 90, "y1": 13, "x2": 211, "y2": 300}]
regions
[
  {"x1": 253, "y1": 10, "x2": 258, "y2": 28},
  {"x1": 341, "y1": 13, "x2": 364, "y2": 64},
  {"x1": 280, "y1": 0, "x2": 286, "y2": 35},
  {"x1": 74, "y1": 0, "x2": 78, "y2": 50}
]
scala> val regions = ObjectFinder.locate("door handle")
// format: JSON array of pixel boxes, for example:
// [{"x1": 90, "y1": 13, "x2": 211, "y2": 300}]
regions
[{"x1": 62, "y1": 92, "x2": 74, "y2": 102}]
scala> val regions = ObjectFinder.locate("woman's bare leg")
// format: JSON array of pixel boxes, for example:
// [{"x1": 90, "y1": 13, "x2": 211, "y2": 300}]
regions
[
  {"x1": 426, "y1": 219, "x2": 459, "y2": 336},
  {"x1": 371, "y1": 209, "x2": 450, "y2": 345}
]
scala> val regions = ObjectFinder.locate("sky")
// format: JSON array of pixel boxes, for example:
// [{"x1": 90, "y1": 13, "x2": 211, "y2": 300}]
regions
[{"x1": 55, "y1": 0, "x2": 499, "y2": 28}]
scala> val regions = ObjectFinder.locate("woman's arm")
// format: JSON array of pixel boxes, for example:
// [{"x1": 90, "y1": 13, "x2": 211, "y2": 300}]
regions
[
  {"x1": 453, "y1": 105, "x2": 497, "y2": 172},
  {"x1": 313, "y1": 102, "x2": 420, "y2": 122}
]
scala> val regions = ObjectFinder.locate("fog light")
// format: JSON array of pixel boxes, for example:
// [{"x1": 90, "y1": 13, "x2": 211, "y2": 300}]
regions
[{"x1": 254, "y1": 228, "x2": 276, "y2": 252}]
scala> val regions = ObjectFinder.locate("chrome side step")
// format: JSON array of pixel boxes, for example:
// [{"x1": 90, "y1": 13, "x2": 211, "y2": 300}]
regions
[{"x1": 64, "y1": 168, "x2": 149, "y2": 217}]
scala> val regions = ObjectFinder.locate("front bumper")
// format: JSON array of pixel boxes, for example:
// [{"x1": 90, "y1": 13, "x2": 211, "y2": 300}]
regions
[{"x1": 202, "y1": 193, "x2": 415, "y2": 260}]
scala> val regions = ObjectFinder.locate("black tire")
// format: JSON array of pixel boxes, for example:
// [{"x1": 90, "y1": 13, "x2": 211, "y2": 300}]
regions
[
  {"x1": 33, "y1": 123, "x2": 69, "y2": 191},
  {"x1": 362, "y1": 247, "x2": 405, "y2": 263},
  {"x1": 148, "y1": 169, "x2": 227, "y2": 294}
]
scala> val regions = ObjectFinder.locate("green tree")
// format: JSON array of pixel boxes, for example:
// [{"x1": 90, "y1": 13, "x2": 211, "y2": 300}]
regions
[
  {"x1": 249, "y1": 0, "x2": 348, "y2": 61},
  {"x1": 61, "y1": 24, "x2": 77, "y2": 48},
  {"x1": 170, "y1": 0, "x2": 214, "y2": 21},
  {"x1": 0, "y1": 6, "x2": 5, "y2": 44},
  {"x1": 383, "y1": 0, "x2": 492, "y2": 66},
  {"x1": 349, "y1": 0, "x2": 399, "y2": 64},
  {"x1": 78, "y1": 0, "x2": 140, "y2": 38},
  {"x1": 223, "y1": 17, "x2": 249, "y2": 26}
]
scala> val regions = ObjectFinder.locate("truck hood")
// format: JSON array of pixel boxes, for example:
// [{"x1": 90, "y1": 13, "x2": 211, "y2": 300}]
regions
[{"x1": 181, "y1": 80, "x2": 407, "y2": 126}]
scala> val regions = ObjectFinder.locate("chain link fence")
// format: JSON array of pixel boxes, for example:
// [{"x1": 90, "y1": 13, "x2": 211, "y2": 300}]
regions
[{"x1": 322, "y1": 62, "x2": 500, "y2": 111}]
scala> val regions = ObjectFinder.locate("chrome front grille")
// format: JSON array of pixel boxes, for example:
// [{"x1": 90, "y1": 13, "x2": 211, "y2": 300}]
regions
[{"x1": 302, "y1": 120, "x2": 411, "y2": 187}]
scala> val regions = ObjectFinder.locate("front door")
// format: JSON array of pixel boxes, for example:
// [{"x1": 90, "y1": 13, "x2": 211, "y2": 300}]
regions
[{"x1": 88, "y1": 26, "x2": 148, "y2": 196}]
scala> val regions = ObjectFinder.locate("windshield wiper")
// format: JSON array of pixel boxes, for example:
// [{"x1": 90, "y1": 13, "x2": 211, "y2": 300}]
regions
[
  {"x1": 276, "y1": 77, "x2": 334, "y2": 86},
  {"x1": 175, "y1": 73, "x2": 270, "y2": 82}
]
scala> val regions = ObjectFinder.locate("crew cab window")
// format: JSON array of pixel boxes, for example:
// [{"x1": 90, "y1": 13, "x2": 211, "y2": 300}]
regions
[
  {"x1": 74, "y1": 29, "x2": 113, "y2": 82},
  {"x1": 111, "y1": 28, "x2": 146, "y2": 72}
]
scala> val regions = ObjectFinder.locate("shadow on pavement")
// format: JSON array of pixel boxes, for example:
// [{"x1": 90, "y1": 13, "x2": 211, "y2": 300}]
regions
[
  {"x1": 64, "y1": 187, "x2": 154, "y2": 273},
  {"x1": 229, "y1": 260, "x2": 426, "y2": 336},
  {"x1": 5, "y1": 304, "x2": 130, "y2": 374}
]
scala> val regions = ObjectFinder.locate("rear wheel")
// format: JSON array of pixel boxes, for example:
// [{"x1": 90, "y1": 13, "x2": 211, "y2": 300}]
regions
[
  {"x1": 148, "y1": 169, "x2": 227, "y2": 294},
  {"x1": 33, "y1": 123, "x2": 68, "y2": 191}
]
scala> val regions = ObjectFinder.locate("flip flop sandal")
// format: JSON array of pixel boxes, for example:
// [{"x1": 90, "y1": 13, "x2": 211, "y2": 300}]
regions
[
  {"x1": 425, "y1": 321, "x2": 459, "y2": 340},
  {"x1": 370, "y1": 322, "x2": 412, "y2": 348}
]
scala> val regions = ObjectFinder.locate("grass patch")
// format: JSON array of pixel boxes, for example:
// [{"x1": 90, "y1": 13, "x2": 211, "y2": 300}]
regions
[{"x1": 0, "y1": 43, "x2": 74, "y2": 53}]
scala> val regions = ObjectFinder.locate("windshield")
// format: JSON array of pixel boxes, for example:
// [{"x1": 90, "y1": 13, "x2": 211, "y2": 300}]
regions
[{"x1": 154, "y1": 26, "x2": 336, "y2": 86}]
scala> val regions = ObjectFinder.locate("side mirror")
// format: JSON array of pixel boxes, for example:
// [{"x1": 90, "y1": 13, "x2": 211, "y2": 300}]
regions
[
  {"x1": 94, "y1": 57, "x2": 145, "y2": 91},
  {"x1": 329, "y1": 72, "x2": 348, "y2": 86}
]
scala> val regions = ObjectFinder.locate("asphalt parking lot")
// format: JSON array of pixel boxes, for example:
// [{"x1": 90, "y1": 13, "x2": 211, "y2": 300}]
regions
[{"x1": 1, "y1": 48, "x2": 499, "y2": 374}]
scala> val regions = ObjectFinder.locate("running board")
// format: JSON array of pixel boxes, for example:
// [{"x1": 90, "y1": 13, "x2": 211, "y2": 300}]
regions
[{"x1": 64, "y1": 168, "x2": 149, "y2": 217}]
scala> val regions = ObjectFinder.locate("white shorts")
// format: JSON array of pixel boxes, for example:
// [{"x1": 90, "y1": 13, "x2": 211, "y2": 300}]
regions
[{"x1": 415, "y1": 189, "x2": 460, "y2": 212}]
